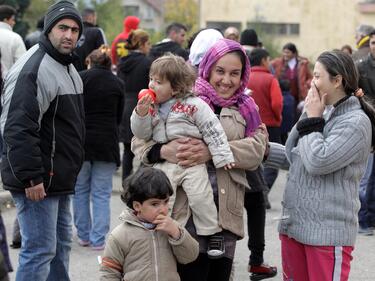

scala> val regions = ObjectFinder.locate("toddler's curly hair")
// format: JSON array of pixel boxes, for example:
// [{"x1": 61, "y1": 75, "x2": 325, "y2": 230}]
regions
[{"x1": 150, "y1": 53, "x2": 196, "y2": 98}]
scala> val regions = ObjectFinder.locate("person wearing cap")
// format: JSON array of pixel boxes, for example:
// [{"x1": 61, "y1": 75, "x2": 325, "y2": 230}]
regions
[
  {"x1": 0, "y1": 1, "x2": 85, "y2": 280},
  {"x1": 111, "y1": 15, "x2": 140, "y2": 65},
  {"x1": 240, "y1": 28, "x2": 258, "y2": 56},
  {"x1": 352, "y1": 24, "x2": 374, "y2": 63},
  {"x1": 188, "y1": 28, "x2": 223, "y2": 68}
]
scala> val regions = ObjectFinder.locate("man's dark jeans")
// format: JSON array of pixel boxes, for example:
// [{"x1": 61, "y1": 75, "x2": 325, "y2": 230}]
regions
[{"x1": 359, "y1": 154, "x2": 375, "y2": 227}]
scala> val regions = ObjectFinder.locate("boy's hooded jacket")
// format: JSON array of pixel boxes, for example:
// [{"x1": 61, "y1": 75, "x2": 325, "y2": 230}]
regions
[{"x1": 100, "y1": 208, "x2": 199, "y2": 281}]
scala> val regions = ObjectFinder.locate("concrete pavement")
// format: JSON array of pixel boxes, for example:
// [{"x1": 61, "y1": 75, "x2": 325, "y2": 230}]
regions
[{"x1": 1, "y1": 170, "x2": 375, "y2": 280}]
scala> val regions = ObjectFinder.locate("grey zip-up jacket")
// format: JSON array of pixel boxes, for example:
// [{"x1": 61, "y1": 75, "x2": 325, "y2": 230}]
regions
[
  {"x1": 0, "y1": 35, "x2": 85, "y2": 195},
  {"x1": 266, "y1": 96, "x2": 371, "y2": 246},
  {"x1": 131, "y1": 96, "x2": 234, "y2": 168}
]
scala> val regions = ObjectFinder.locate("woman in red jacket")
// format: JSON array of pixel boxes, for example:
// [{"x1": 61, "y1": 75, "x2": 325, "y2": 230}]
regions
[{"x1": 271, "y1": 43, "x2": 312, "y2": 104}]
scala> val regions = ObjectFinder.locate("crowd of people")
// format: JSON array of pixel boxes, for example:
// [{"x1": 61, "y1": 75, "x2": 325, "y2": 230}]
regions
[{"x1": 0, "y1": 1, "x2": 375, "y2": 281}]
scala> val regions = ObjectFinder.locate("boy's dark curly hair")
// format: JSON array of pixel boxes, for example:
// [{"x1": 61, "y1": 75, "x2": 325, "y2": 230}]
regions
[{"x1": 122, "y1": 167, "x2": 173, "y2": 209}]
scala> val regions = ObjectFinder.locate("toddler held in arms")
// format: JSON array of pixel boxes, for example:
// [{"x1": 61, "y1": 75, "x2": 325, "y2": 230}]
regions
[{"x1": 131, "y1": 54, "x2": 235, "y2": 257}]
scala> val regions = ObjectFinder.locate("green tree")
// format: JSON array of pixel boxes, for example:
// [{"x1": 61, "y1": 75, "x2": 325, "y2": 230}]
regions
[
  {"x1": 75, "y1": 0, "x2": 124, "y2": 44},
  {"x1": 23, "y1": 0, "x2": 54, "y2": 34},
  {"x1": 22, "y1": 0, "x2": 124, "y2": 44},
  {"x1": 0, "y1": 0, "x2": 17, "y2": 8},
  {"x1": 94, "y1": 0, "x2": 123, "y2": 44},
  {"x1": 164, "y1": 0, "x2": 198, "y2": 35}
]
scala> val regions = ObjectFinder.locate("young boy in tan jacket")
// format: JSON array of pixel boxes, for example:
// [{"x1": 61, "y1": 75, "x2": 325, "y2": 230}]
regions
[{"x1": 100, "y1": 167, "x2": 199, "y2": 281}]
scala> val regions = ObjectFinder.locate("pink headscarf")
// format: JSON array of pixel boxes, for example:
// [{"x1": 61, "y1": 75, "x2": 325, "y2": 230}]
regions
[{"x1": 194, "y1": 39, "x2": 261, "y2": 136}]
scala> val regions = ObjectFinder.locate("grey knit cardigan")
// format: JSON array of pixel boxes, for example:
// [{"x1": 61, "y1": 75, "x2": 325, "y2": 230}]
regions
[{"x1": 266, "y1": 96, "x2": 372, "y2": 246}]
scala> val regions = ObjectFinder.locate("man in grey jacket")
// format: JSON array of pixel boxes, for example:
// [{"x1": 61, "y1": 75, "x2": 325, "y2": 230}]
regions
[{"x1": 1, "y1": 1, "x2": 84, "y2": 280}]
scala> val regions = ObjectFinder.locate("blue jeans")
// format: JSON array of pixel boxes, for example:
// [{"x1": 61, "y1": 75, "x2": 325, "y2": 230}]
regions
[
  {"x1": 73, "y1": 161, "x2": 116, "y2": 247},
  {"x1": 358, "y1": 154, "x2": 374, "y2": 228},
  {"x1": 11, "y1": 193, "x2": 72, "y2": 281},
  {"x1": 359, "y1": 154, "x2": 375, "y2": 227}
]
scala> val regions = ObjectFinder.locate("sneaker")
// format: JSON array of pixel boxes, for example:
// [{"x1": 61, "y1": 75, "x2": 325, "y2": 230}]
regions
[
  {"x1": 358, "y1": 226, "x2": 373, "y2": 236},
  {"x1": 207, "y1": 235, "x2": 225, "y2": 259},
  {"x1": 249, "y1": 263, "x2": 277, "y2": 281},
  {"x1": 91, "y1": 244, "x2": 105, "y2": 251},
  {"x1": 77, "y1": 238, "x2": 90, "y2": 247}
]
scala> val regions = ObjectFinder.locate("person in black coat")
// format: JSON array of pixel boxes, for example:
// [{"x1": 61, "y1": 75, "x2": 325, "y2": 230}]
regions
[
  {"x1": 73, "y1": 8, "x2": 107, "y2": 71},
  {"x1": 73, "y1": 45, "x2": 124, "y2": 249},
  {"x1": 24, "y1": 16, "x2": 44, "y2": 50},
  {"x1": 149, "y1": 22, "x2": 189, "y2": 61},
  {"x1": 117, "y1": 29, "x2": 152, "y2": 180}
]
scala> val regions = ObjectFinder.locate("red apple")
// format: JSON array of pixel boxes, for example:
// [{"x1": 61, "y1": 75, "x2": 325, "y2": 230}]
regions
[{"x1": 138, "y1": 89, "x2": 156, "y2": 102}]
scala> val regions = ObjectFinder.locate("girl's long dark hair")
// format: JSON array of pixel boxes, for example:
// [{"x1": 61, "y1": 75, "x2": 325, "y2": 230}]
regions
[{"x1": 317, "y1": 50, "x2": 375, "y2": 149}]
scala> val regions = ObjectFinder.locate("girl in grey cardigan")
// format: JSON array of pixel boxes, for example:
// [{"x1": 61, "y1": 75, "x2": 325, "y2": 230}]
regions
[{"x1": 265, "y1": 50, "x2": 375, "y2": 281}]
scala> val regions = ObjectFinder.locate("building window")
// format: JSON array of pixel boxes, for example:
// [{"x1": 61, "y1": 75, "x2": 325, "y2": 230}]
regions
[
  {"x1": 248, "y1": 22, "x2": 300, "y2": 36},
  {"x1": 358, "y1": 0, "x2": 375, "y2": 13},
  {"x1": 144, "y1": 6, "x2": 154, "y2": 20},
  {"x1": 124, "y1": 5, "x2": 139, "y2": 17},
  {"x1": 289, "y1": 24, "x2": 300, "y2": 35},
  {"x1": 206, "y1": 21, "x2": 241, "y2": 33}
]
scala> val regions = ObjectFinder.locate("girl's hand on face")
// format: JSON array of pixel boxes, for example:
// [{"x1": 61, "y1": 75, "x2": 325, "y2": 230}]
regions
[
  {"x1": 136, "y1": 95, "x2": 153, "y2": 117},
  {"x1": 224, "y1": 162, "x2": 235, "y2": 170},
  {"x1": 304, "y1": 83, "x2": 327, "y2": 118},
  {"x1": 153, "y1": 214, "x2": 181, "y2": 240}
]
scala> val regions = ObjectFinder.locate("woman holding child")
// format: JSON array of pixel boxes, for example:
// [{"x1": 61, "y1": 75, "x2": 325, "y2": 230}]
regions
[{"x1": 133, "y1": 39, "x2": 267, "y2": 281}]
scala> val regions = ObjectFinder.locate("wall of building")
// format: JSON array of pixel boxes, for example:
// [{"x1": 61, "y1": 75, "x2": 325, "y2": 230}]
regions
[
  {"x1": 121, "y1": 0, "x2": 163, "y2": 32},
  {"x1": 200, "y1": 0, "x2": 375, "y2": 61}
]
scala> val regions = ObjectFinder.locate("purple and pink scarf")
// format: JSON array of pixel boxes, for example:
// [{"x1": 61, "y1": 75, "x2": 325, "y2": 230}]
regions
[{"x1": 194, "y1": 39, "x2": 261, "y2": 137}]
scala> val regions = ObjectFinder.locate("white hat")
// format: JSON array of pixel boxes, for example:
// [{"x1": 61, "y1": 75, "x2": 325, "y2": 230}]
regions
[{"x1": 189, "y1": 29, "x2": 223, "y2": 66}]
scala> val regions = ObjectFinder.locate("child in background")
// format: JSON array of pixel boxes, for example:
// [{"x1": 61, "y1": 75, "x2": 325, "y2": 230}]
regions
[
  {"x1": 100, "y1": 167, "x2": 198, "y2": 281},
  {"x1": 279, "y1": 79, "x2": 295, "y2": 145},
  {"x1": 130, "y1": 54, "x2": 234, "y2": 258}
]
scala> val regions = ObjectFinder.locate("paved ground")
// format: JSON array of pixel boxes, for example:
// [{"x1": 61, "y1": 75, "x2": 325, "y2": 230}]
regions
[{"x1": 1, "y1": 170, "x2": 375, "y2": 280}]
